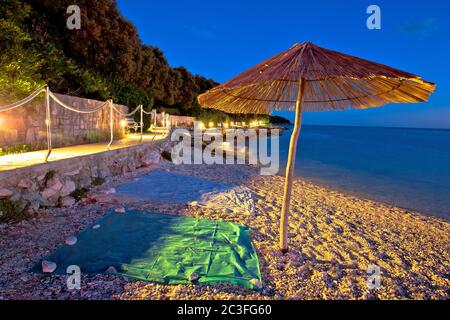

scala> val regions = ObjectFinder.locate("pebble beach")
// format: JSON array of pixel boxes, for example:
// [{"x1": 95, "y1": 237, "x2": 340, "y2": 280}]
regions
[{"x1": 0, "y1": 160, "x2": 449, "y2": 300}]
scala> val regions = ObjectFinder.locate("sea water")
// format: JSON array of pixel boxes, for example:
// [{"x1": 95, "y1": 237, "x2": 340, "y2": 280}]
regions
[{"x1": 277, "y1": 125, "x2": 450, "y2": 220}]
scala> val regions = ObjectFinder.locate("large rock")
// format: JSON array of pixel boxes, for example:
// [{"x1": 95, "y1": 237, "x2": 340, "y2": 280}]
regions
[
  {"x1": 61, "y1": 196, "x2": 76, "y2": 207},
  {"x1": 141, "y1": 150, "x2": 161, "y2": 167},
  {"x1": 17, "y1": 179, "x2": 34, "y2": 190},
  {"x1": 60, "y1": 179, "x2": 76, "y2": 197},
  {"x1": 0, "y1": 188, "x2": 13, "y2": 199},
  {"x1": 40, "y1": 175, "x2": 64, "y2": 205}
]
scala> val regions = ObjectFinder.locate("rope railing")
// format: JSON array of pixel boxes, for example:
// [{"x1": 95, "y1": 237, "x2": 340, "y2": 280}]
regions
[
  {"x1": 49, "y1": 91, "x2": 110, "y2": 114},
  {"x1": 0, "y1": 87, "x2": 46, "y2": 112},
  {"x1": 0, "y1": 86, "x2": 169, "y2": 163}
]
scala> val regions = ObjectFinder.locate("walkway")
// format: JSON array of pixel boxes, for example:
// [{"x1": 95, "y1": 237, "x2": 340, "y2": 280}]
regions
[{"x1": 0, "y1": 133, "x2": 166, "y2": 171}]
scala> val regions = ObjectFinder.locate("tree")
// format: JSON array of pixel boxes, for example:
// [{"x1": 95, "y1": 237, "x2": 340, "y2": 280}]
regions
[{"x1": 0, "y1": 0, "x2": 44, "y2": 102}]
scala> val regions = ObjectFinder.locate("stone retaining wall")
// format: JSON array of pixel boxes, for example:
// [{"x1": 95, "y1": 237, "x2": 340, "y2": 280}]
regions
[
  {"x1": 0, "y1": 138, "x2": 171, "y2": 218},
  {"x1": 0, "y1": 93, "x2": 128, "y2": 150},
  {"x1": 154, "y1": 114, "x2": 195, "y2": 128}
]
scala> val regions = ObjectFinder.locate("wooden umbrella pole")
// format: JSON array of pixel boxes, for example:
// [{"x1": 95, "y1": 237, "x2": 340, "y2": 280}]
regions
[{"x1": 279, "y1": 78, "x2": 305, "y2": 252}]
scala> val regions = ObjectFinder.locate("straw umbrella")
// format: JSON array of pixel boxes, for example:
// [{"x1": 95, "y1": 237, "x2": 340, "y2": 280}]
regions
[{"x1": 198, "y1": 42, "x2": 435, "y2": 252}]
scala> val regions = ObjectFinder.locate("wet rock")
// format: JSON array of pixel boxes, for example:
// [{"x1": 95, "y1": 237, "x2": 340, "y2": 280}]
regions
[{"x1": 42, "y1": 260, "x2": 57, "y2": 273}]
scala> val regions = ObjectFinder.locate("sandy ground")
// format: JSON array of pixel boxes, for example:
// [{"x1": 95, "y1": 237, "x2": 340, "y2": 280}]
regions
[{"x1": 0, "y1": 161, "x2": 449, "y2": 300}]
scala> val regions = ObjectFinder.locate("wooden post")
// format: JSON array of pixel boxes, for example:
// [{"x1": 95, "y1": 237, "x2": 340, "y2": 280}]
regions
[
  {"x1": 279, "y1": 78, "x2": 305, "y2": 252},
  {"x1": 44, "y1": 86, "x2": 52, "y2": 162},
  {"x1": 139, "y1": 105, "x2": 143, "y2": 143},
  {"x1": 106, "y1": 100, "x2": 114, "y2": 150}
]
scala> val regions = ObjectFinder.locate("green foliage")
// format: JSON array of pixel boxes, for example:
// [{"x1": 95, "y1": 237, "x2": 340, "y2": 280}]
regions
[
  {"x1": 0, "y1": 199, "x2": 28, "y2": 223},
  {"x1": 161, "y1": 150, "x2": 172, "y2": 162},
  {"x1": 70, "y1": 188, "x2": 89, "y2": 201},
  {"x1": 82, "y1": 131, "x2": 109, "y2": 143},
  {"x1": 43, "y1": 169, "x2": 56, "y2": 186},
  {"x1": 157, "y1": 106, "x2": 181, "y2": 116},
  {"x1": 91, "y1": 177, "x2": 105, "y2": 186},
  {"x1": 0, "y1": 0, "x2": 45, "y2": 102},
  {"x1": 269, "y1": 115, "x2": 291, "y2": 124},
  {"x1": 0, "y1": 143, "x2": 32, "y2": 156},
  {"x1": 0, "y1": 0, "x2": 218, "y2": 112}
]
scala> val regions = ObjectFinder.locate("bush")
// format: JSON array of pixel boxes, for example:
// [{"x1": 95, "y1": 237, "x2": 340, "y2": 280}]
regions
[
  {"x1": 91, "y1": 177, "x2": 106, "y2": 186},
  {"x1": 161, "y1": 150, "x2": 172, "y2": 162},
  {"x1": 70, "y1": 188, "x2": 89, "y2": 201},
  {"x1": 0, "y1": 199, "x2": 28, "y2": 224},
  {"x1": 0, "y1": 143, "x2": 32, "y2": 156}
]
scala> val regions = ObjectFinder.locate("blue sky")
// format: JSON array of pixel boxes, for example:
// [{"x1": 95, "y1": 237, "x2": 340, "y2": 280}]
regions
[{"x1": 117, "y1": 0, "x2": 450, "y2": 129}]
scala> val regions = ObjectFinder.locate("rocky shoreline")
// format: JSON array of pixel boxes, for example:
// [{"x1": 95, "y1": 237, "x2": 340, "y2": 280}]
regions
[{"x1": 0, "y1": 159, "x2": 449, "y2": 300}]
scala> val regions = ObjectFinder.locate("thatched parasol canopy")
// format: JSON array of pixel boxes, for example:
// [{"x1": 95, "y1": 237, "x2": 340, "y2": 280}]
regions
[
  {"x1": 198, "y1": 42, "x2": 436, "y2": 252},
  {"x1": 198, "y1": 42, "x2": 435, "y2": 114}
]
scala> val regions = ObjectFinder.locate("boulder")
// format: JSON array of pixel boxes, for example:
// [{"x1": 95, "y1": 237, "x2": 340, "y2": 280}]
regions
[
  {"x1": 41, "y1": 176, "x2": 64, "y2": 200},
  {"x1": 0, "y1": 188, "x2": 13, "y2": 199},
  {"x1": 60, "y1": 179, "x2": 76, "y2": 197},
  {"x1": 17, "y1": 179, "x2": 34, "y2": 189},
  {"x1": 141, "y1": 150, "x2": 161, "y2": 167},
  {"x1": 61, "y1": 196, "x2": 76, "y2": 207}
]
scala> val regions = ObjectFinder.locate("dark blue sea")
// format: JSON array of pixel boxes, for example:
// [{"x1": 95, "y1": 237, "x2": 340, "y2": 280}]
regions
[{"x1": 277, "y1": 125, "x2": 450, "y2": 220}]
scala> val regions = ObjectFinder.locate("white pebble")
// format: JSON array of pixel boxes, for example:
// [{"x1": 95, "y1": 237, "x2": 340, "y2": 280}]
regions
[
  {"x1": 115, "y1": 207, "x2": 126, "y2": 214},
  {"x1": 65, "y1": 236, "x2": 77, "y2": 246},
  {"x1": 42, "y1": 260, "x2": 57, "y2": 273}
]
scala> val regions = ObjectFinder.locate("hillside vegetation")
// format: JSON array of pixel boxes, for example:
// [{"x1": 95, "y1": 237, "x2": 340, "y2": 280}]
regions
[{"x1": 0, "y1": 0, "x2": 218, "y2": 115}]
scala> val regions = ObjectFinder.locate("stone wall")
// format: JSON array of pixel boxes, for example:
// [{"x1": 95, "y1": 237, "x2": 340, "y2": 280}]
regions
[
  {"x1": 154, "y1": 113, "x2": 195, "y2": 128},
  {"x1": 0, "y1": 138, "x2": 171, "y2": 218},
  {"x1": 0, "y1": 93, "x2": 128, "y2": 150}
]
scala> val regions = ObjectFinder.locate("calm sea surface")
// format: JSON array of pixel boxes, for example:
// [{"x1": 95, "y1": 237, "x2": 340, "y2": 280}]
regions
[{"x1": 276, "y1": 125, "x2": 450, "y2": 220}]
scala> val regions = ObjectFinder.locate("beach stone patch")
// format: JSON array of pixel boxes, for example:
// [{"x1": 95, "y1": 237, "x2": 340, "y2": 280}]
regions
[{"x1": 115, "y1": 170, "x2": 231, "y2": 204}]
